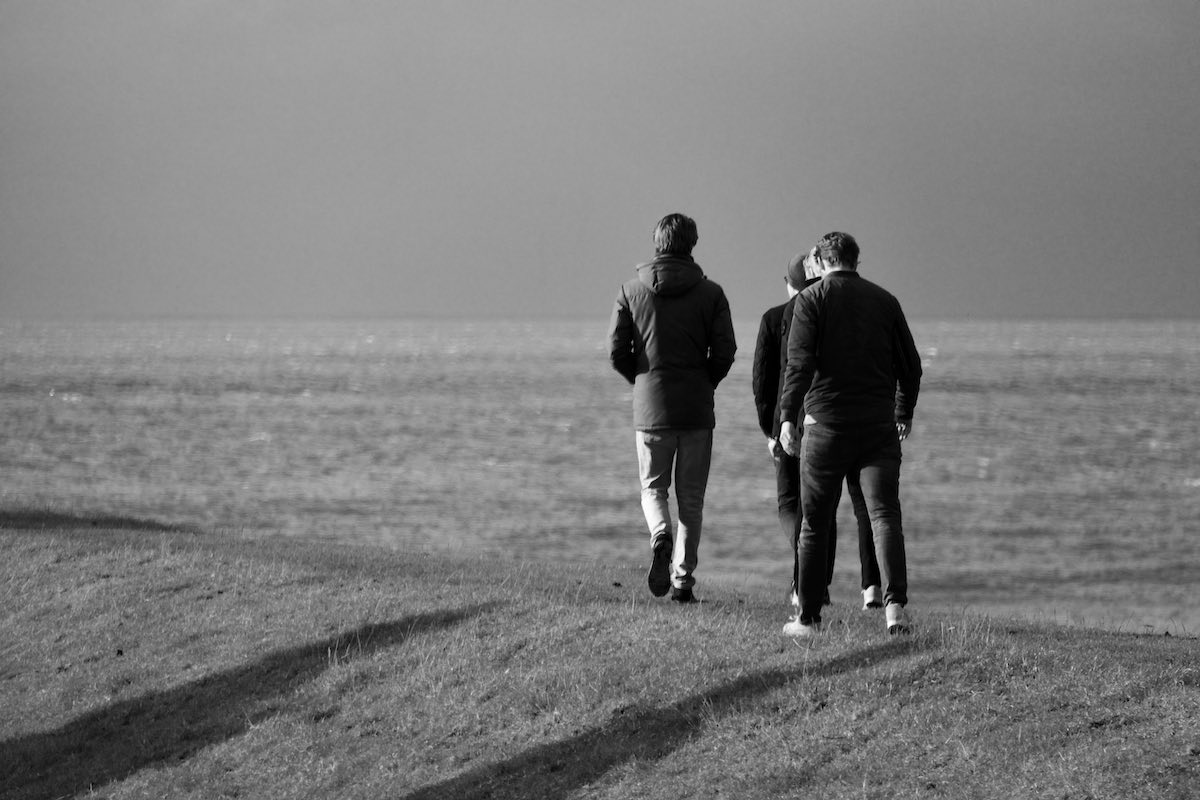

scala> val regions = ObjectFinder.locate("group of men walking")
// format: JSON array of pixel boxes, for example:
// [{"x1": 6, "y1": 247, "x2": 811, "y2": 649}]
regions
[{"x1": 607, "y1": 213, "x2": 923, "y2": 637}]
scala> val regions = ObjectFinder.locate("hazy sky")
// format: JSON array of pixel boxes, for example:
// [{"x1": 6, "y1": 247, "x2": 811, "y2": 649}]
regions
[{"x1": 2, "y1": 1, "x2": 1198, "y2": 321}]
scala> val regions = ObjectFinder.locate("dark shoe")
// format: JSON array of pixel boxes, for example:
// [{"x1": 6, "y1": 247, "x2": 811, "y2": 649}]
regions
[
  {"x1": 647, "y1": 541, "x2": 671, "y2": 597},
  {"x1": 670, "y1": 586, "x2": 696, "y2": 604}
]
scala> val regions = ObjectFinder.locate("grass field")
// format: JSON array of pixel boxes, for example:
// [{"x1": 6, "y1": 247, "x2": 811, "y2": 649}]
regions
[{"x1": 3, "y1": 513, "x2": 1197, "y2": 799}]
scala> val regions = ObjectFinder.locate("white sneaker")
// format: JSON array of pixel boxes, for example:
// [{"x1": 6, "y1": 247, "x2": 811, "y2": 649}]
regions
[
  {"x1": 782, "y1": 614, "x2": 821, "y2": 637},
  {"x1": 862, "y1": 586, "x2": 883, "y2": 610},
  {"x1": 885, "y1": 603, "x2": 911, "y2": 635}
]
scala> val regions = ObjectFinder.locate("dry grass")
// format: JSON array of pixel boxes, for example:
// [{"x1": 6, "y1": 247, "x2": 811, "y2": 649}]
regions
[{"x1": 2, "y1": 514, "x2": 1197, "y2": 800}]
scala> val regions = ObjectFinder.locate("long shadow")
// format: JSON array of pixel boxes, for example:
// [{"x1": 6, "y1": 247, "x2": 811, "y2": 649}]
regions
[
  {"x1": 402, "y1": 639, "x2": 918, "y2": 800},
  {"x1": 0, "y1": 509, "x2": 191, "y2": 532},
  {"x1": 0, "y1": 605, "x2": 494, "y2": 800}
]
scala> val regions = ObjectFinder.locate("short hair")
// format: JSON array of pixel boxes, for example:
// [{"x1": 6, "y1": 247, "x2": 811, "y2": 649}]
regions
[
  {"x1": 803, "y1": 246, "x2": 822, "y2": 280},
  {"x1": 653, "y1": 213, "x2": 699, "y2": 256},
  {"x1": 815, "y1": 232, "x2": 859, "y2": 269}
]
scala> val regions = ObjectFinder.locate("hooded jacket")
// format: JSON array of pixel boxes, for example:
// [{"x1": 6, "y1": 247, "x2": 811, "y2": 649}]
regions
[{"x1": 608, "y1": 254, "x2": 737, "y2": 430}]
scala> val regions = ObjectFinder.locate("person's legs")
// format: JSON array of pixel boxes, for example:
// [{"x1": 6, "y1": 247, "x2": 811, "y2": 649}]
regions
[
  {"x1": 672, "y1": 428, "x2": 713, "y2": 590},
  {"x1": 856, "y1": 424, "x2": 907, "y2": 609},
  {"x1": 797, "y1": 423, "x2": 852, "y2": 623},
  {"x1": 636, "y1": 430, "x2": 676, "y2": 550},
  {"x1": 774, "y1": 451, "x2": 800, "y2": 603},
  {"x1": 825, "y1": 488, "x2": 841, "y2": 603},
  {"x1": 774, "y1": 451, "x2": 800, "y2": 549},
  {"x1": 845, "y1": 471, "x2": 882, "y2": 591},
  {"x1": 792, "y1": 447, "x2": 837, "y2": 605}
]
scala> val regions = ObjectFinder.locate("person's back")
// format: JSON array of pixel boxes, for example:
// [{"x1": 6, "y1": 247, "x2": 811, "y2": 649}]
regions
[
  {"x1": 613, "y1": 255, "x2": 735, "y2": 430},
  {"x1": 608, "y1": 213, "x2": 736, "y2": 603},
  {"x1": 752, "y1": 297, "x2": 792, "y2": 443},
  {"x1": 783, "y1": 271, "x2": 921, "y2": 426}
]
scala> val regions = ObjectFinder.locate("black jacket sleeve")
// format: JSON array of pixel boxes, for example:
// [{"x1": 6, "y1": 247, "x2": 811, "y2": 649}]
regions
[
  {"x1": 705, "y1": 287, "x2": 737, "y2": 387},
  {"x1": 607, "y1": 289, "x2": 638, "y2": 385},
  {"x1": 779, "y1": 292, "x2": 817, "y2": 426},
  {"x1": 891, "y1": 311, "x2": 923, "y2": 422},
  {"x1": 751, "y1": 309, "x2": 779, "y2": 437}
]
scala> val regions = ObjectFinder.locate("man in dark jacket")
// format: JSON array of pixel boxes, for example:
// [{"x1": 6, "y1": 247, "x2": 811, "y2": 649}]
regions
[
  {"x1": 779, "y1": 232, "x2": 922, "y2": 636},
  {"x1": 752, "y1": 249, "x2": 881, "y2": 612},
  {"x1": 608, "y1": 213, "x2": 737, "y2": 603}
]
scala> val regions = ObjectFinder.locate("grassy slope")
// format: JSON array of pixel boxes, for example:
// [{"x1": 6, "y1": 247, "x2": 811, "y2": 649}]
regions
[{"x1": 1, "y1": 517, "x2": 1197, "y2": 800}]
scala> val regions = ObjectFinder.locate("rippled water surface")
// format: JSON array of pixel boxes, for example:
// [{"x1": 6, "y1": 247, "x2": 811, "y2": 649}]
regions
[{"x1": 3, "y1": 318, "x2": 1197, "y2": 632}]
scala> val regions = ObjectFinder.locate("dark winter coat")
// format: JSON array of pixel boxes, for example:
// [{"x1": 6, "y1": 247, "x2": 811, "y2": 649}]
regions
[
  {"x1": 608, "y1": 254, "x2": 736, "y2": 431},
  {"x1": 751, "y1": 278, "x2": 821, "y2": 439},
  {"x1": 779, "y1": 270, "x2": 921, "y2": 427}
]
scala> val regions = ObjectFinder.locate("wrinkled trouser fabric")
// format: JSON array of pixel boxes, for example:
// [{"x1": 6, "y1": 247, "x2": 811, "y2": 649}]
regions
[
  {"x1": 799, "y1": 421, "x2": 907, "y2": 622},
  {"x1": 636, "y1": 429, "x2": 713, "y2": 590},
  {"x1": 776, "y1": 451, "x2": 882, "y2": 599}
]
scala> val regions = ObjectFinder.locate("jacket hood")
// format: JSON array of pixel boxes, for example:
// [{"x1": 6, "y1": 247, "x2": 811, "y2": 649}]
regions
[{"x1": 635, "y1": 255, "x2": 704, "y2": 297}]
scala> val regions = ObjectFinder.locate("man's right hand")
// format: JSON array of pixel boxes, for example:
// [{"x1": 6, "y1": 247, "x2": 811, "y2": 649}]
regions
[{"x1": 780, "y1": 421, "x2": 799, "y2": 456}]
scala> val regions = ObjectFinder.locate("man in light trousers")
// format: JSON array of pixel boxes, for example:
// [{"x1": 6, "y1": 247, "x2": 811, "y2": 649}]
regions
[{"x1": 608, "y1": 213, "x2": 737, "y2": 603}]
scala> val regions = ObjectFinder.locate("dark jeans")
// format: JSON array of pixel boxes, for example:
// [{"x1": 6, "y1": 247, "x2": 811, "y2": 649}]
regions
[
  {"x1": 775, "y1": 450, "x2": 881, "y2": 598},
  {"x1": 798, "y1": 421, "x2": 907, "y2": 623},
  {"x1": 774, "y1": 450, "x2": 834, "y2": 596}
]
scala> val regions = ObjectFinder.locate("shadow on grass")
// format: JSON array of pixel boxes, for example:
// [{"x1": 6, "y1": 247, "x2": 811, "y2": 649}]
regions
[
  {"x1": 0, "y1": 509, "x2": 191, "y2": 532},
  {"x1": 0, "y1": 605, "x2": 494, "y2": 800},
  {"x1": 403, "y1": 639, "x2": 917, "y2": 800}
]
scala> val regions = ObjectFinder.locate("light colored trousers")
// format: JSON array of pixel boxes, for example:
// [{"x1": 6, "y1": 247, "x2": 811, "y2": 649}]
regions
[{"x1": 635, "y1": 428, "x2": 713, "y2": 590}]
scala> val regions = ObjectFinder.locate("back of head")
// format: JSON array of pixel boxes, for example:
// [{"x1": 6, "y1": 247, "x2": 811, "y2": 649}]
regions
[
  {"x1": 653, "y1": 213, "x2": 699, "y2": 257},
  {"x1": 786, "y1": 252, "x2": 808, "y2": 289},
  {"x1": 815, "y1": 231, "x2": 859, "y2": 270}
]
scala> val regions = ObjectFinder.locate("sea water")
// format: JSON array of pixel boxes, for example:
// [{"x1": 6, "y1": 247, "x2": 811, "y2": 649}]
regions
[{"x1": 2, "y1": 318, "x2": 1197, "y2": 632}]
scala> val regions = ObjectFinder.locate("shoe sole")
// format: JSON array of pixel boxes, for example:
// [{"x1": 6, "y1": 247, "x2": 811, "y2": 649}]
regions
[
  {"x1": 647, "y1": 546, "x2": 671, "y2": 597},
  {"x1": 886, "y1": 606, "x2": 911, "y2": 635},
  {"x1": 782, "y1": 623, "x2": 821, "y2": 637}
]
